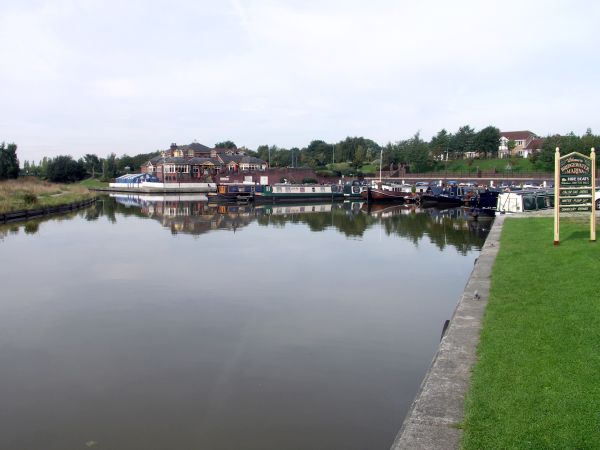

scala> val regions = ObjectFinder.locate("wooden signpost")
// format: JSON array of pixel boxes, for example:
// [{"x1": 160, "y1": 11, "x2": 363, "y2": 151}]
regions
[{"x1": 554, "y1": 147, "x2": 596, "y2": 244}]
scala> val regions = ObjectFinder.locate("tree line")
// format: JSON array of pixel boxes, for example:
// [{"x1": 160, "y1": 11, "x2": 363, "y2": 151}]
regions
[
  {"x1": 532, "y1": 129, "x2": 600, "y2": 171},
  {"x1": 247, "y1": 125, "x2": 502, "y2": 174},
  {"x1": 21, "y1": 151, "x2": 159, "y2": 183},
  {"x1": 0, "y1": 142, "x2": 19, "y2": 180},
  {"x1": 6, "y1": 126, "x2": 600, "y2": 183}
]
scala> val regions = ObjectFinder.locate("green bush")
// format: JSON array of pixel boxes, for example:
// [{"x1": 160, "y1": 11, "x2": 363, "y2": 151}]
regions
[
  {"x1": 302, "y1": 177, "x2": 318, "y2": 184},
  {"x1": 22, "y1": 192, "x2": 37, "y2": 205},
  {"x1": 315, "y1": 170, "x2": 337, "y2": 177}
]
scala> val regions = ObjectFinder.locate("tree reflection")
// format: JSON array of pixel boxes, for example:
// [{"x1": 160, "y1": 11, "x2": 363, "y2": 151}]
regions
[
  {"x1": 107, "y1": 195, "x2": 490, "y2": 253},
  {"x1": 0, "y1": 195, "x2": 491, "y2": 254}
]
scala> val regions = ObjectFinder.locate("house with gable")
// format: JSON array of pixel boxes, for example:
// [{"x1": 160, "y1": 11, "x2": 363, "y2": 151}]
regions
[
  {"x1": 499, "y1": 131, "x2": 541, "y2": 158},
  {"x1": 140, "y1": 142, "x2": 267, "y2": 183}
]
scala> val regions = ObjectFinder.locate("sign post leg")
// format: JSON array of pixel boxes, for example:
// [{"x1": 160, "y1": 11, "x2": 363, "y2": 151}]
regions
[
  {"x1": 554, "y1": 147, "x2": 560, "y2": 245},
  {"x1": 591, "y1": 147, "x2": 596, "y2": 242}
]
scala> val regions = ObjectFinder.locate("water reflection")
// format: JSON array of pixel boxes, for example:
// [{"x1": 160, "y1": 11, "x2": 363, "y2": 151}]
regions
[
  {"x1": 0, "y1": 193, "x2": 492, "y2": 450},
  {"x1": 106, "y1": 193, "x2": 491, "y2": 253},
  {"x1": 1, "y1": 194, "x2": 491, "y2": 255}
]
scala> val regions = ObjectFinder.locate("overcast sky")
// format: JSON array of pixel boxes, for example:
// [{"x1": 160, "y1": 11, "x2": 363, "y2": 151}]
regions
[{"x1": 1, "y1": 0, "x2": 599, "y2": 162}]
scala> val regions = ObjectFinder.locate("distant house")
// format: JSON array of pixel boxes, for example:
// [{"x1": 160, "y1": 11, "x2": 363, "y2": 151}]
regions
[
  {"x1": 499, "y1": 131, "x2": 539, "y2": 158},
  {"x1": 522, "y1": 138, "x2": 545, "y2": 158},
  {"x1": 140, "y1": 142, "x2": 267, "y2": 183}
]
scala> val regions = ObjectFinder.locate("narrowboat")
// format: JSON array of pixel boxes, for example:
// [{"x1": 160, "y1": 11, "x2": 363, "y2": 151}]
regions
[
  {"x1": 343, "y1": 181, "x2": 366, "y2": 198},
  {"x1": 419, "y1": 185, "x2": 464, "y2": 207},
  {"x1": 360, "y1": 182, "x2": 407, "y2": 202},
  {"x1": 254, "y1": 184, "x2": 344, "y2": 202},
  {"x1": 496, "y1": 190, "x2": 552, "y2": 213},
  {"x1": 208, "y1": 183, "x2": 256, "y2": 202}
]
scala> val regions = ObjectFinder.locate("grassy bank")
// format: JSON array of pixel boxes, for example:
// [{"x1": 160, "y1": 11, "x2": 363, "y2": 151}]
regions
[
  {"x1": 79, "y1": 178, "x2": 109, "y2": 189},
  {"x1": 445, "y1": 158, "x2": 536, "y2": 173},
  {"x1": 462, "y1": 217, "x2": 600, "y2": 448},
  {"x1": 0, "y1": 178, "x2": 95, "y2": 214}
]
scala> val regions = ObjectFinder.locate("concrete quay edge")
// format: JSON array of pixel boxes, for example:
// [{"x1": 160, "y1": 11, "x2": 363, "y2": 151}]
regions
[{"x1": 390, "y1": 214, "x2": 505, "y2": 450}]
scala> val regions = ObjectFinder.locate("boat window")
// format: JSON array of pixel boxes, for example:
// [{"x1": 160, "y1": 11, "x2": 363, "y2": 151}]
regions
[{"x1": 312, "y1": 187, "x2": 316, "y2": 192}]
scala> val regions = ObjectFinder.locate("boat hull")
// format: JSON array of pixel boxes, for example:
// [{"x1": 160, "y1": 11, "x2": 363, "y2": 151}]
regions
[
  {"x1": 254, "y1": 184, "x2": 344, "y2": 203},
  {"x1": 208, "y1": 184, "x2": 256, "y2": 202},
  {"x1": 362, "y1": 187, "x2": 405, "y2": 202},
  {"x1": 419, "y1": 194, "x2": 463, "y2": 207}
]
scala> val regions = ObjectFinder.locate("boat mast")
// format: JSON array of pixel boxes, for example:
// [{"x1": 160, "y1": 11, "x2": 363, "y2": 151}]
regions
[{"x1": 379, "y1": 148, "x2": 383, "y2": 183}]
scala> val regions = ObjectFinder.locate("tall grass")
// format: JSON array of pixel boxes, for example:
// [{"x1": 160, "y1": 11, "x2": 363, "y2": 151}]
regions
[{"x1": 0, "y1": 177, "x2": 93, "y2": 214}]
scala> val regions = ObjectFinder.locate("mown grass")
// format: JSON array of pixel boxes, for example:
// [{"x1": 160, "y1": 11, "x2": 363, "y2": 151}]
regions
[
  {"x1": 0, "y1": 177, "x2": 94, "y2": 214},
  {"x1": 445, "y1": 158, "x2": 536, "y2": 173},
  {"x1": 79, "y1": 177, "x2": 109, "y2": 189},
  {"x1": 462, "y1": 217, "x2": 600, "y2": 449}
]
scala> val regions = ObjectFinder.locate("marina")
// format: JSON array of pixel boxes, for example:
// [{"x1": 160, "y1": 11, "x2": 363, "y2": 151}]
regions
[{"x1": 0, "y1": 195, "x2": 490, "y2": 450}]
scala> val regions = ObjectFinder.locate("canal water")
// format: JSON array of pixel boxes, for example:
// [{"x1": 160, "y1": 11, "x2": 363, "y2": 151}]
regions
[{"x1": 0, "y1": 195, "x2": 491, "y2": 450}]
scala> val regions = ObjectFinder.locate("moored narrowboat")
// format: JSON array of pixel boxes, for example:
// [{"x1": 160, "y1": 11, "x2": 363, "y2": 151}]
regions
[
  {"x1": 254, "y1": 184, "x2": 344, "y2": 202},
  {"x1": 360, "y1": 182, "x2": 407, "y2": 202},
  {"x1": 208, "y1": 183, "x2": 256, "y2": 202},
  {"x1": 343, "y1": 181, "x2": 366, "y2": 198}
]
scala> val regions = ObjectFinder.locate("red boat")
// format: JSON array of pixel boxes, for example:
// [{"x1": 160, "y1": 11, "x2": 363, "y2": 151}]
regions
[{"x1": 361, "y1": 182, "x2": 407, "y2": 202}]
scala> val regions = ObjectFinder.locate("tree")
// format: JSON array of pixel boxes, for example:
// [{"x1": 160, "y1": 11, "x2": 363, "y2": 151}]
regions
[
  {"x1": 255, "y1": 145, "x2": 270, "y2": 163},
  {"x1": 335, "y1": 137, "x2": 381, "y2": 166},
  {"x1": 0, "y1": 142, "x2": 20, "y2": 179},
  {"x1": 450, "y1": 125, "x2": 475, "y2": 158},
  {"x1": 391, "y1": 132, "x2": 432, "y2": 173},
  {"x1": 353, "y1": 145, "x2": 366, "y2": 170},
  {"x1": 474, "y1": 126, "x2": 500, "y2": 158},
  {"x1": 83, "y1": 154, "x2": 101, "y2": 177},
  {"x1": 102, "y1": 153, "x2": 118, "y2": 180},
  {"x1": 214, "y1": 140, "x2": 237, "y2": 149},
  {"x1": 534, "y1": 132, "x2": 584, "y2": 171},
  {"x1": 39, "y1": 157, "x2": 49, "y2": 179},
  {"x1": 429, "y1": 129, "x2": 451, "y2": 161},
  {"x1": 405, "y1": 132, "x2": 432, "y2": 172},
  {"x1": 46, "y1": 155, "x2": 86, "y2": 182},
  {"x1": 304, "y1": 140, "x2": 331, "y2": 168}
]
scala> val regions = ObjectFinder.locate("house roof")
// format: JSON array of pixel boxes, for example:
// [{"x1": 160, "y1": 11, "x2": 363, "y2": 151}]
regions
[
  {"x1": 185, "y1": 142, "x2": 212, "y2": 152},
  {"x1": 219, "y1": 155, "x2": 243, "y2": 164},
  {"x1": 500, "y1": 131, "x2": 537, "y2": 140},
  {"x1": 240, "y1": 156, "x2": 267, "y2": 164},
  {"x1": 524, "y1": 138, "x2": 545, "y2": 150}
]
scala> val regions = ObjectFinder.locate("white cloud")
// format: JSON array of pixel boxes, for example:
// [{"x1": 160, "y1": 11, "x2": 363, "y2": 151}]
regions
[{"x1": 1, "y1": 0, "x2": 599, "y2": 162}]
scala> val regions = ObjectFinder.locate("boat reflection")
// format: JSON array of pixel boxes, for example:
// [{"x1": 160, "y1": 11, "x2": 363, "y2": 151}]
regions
[
  {"x1": 105, "y1": 194, "x2": 491, "y2": 253},
  {"x1": 1, "y1": 194, "x2": 492, "y2": 254}
]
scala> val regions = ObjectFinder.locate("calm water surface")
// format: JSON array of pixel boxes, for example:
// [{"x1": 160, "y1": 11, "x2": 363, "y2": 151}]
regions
[{"x1": 0, "y1": 195, "x2": 491, "y2": 450}]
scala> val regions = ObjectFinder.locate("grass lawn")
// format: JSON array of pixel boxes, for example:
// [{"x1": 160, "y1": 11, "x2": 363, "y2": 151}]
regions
[
  {"x1": 79, "y1": 177, "x2": 109, "y2": 189},
  {"x1": 0, "y1": 177, "x2": 95, "y2": 214},
  {"x1": 445, "y1": 158, "x2": 536, "y2": 173},
  {"x1": 462, "y1": 217, "x2": 600, "y2": 449}
]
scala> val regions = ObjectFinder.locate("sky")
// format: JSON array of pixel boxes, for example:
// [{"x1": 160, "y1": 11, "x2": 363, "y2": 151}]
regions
[{"x1": 1, "y1": 0, "x2": 599, "y2": 162}]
